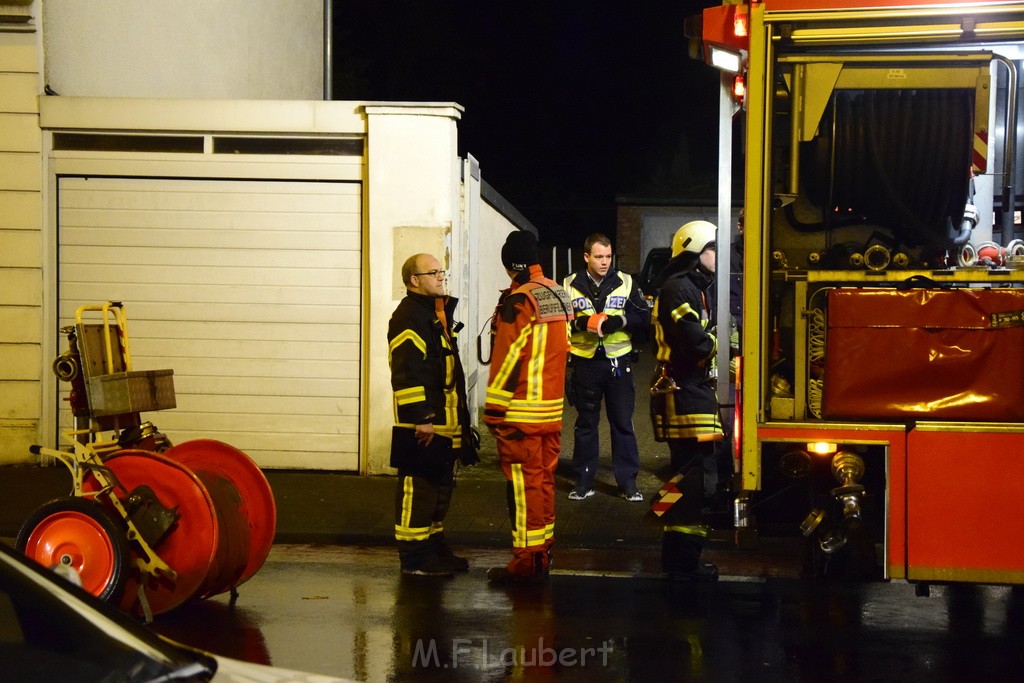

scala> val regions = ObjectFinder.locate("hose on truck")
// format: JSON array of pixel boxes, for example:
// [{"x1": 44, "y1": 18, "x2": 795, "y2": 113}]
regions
[{"x1": 794, "y1": 89, "x2": 974, "y2": 247}]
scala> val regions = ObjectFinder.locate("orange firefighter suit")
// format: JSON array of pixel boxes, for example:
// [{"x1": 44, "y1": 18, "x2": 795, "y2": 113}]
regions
[{"x1": 485, "y1": 264, "x2": 572, "y2": 578}]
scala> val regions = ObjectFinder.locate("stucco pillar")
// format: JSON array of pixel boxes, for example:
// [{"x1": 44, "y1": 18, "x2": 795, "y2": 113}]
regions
[{"x1": 362, "y1": 103, "x2": 463, "y2": 475}]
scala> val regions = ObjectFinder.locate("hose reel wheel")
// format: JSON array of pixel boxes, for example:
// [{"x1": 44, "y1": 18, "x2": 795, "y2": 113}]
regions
[{"x1": 16, "y1": 496, "x2": 130, "y2": 602}]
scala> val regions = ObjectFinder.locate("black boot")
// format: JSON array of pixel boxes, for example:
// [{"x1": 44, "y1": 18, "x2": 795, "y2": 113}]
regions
[
  {"x1": 431, "y1": 533, "x2": 469, "y2": 572},
  {"x1": 398, "y1": 540, "x2": 454, "y2": 577},
  {"x1": 662, "y1": 532, "x2": 718, "y2": 582}
]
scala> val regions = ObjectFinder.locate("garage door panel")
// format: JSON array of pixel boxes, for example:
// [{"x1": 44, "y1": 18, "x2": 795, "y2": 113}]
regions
[
  {"x1": 182, "y1": 394, "x2": 360, "y2": 416},
  {"x1": 59, "y1": 376, "x2": 359, "y2": 404},
  {"x1": 58, "y1": 176, "x2": 362, "y2": 471},
  {"x1": 140, "y1": 320, "x2": 361, "y2": 344},
  {"x1": 62, "y1": 263, "x2": 361, "y2": 288},
  {"x1": 157, "y1": 430, "x2": 358, "y2": 452},
  {"x1": 62, "y1": 245, "x2": 355, "y2": 269},
  {"x1": 182, "y1": 375, "x2": 359, "y2": 398},
  {"x1": 60, "y1": 179, "x2": 361, "y2": 213},
  {"x1": 52, "y1": 317, "x2": 361, "y2": 344},
  {"x1": 58, "y1": 301, "x2": 361, "y2": 326},
  {"x1": 61, "y1": 282, "x2": 358, "y2": 308},
  {"x1": 141, "y1": 338, "x2": 357, "y2": 361},
  {"x1": 153, "y1": 411, "x2": 359, "y2": 435},
  {"x1": 60, "y1": 206, "x2": 360, "y2": 232},
  {"x1": 62, "y1": 225, "x2": 361, "y2": 251},
  {"x1": 144, "y1": 352, "x2": 358, "y2": 380}
]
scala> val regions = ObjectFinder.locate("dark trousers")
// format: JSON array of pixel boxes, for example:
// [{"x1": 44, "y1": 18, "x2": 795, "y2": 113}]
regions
[
  {"x1": 666, "y1": 438, "x2": 716, "y2": 525},
  {"x1": 662, "y1": 438, "x2": 716, "y2": 571},
  {"x1": 394, "y1": 464, "x2": 454, "y2": 568},
  {"x1": 570, "y1": 355, "x2": 640, "y2": 491}
]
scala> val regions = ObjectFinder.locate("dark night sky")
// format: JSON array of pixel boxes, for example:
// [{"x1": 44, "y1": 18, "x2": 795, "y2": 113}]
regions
[{"x1": 331, "y1": 1, "x2": 722, "y2": 247}]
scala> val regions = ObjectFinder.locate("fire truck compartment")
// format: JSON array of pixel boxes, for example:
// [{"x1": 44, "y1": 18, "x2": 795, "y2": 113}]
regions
[{"x1": 822, "y1": 287, "x2": 1024, "y2": 421}]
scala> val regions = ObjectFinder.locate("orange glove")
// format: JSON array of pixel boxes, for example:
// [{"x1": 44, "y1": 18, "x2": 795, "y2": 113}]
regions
[{"x1": 586, "y1": 312, "x2": 609, "y2": 337}]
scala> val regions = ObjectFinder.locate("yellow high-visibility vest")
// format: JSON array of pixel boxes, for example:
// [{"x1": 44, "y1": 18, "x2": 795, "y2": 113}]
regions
[{"x1": 563, "y1": 273, "x2": 634, "y2": 359}]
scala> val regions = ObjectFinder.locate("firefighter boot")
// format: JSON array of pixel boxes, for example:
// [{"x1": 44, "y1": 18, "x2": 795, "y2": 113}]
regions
[
  {"x1": 431, "y1": 532, "x2": 469, "y2": 572},
  {"x1": 662, "y1": 531, "x2": 718, "y2": 582},
  {"x1": 486, "y1": 548, "x2": 549, "y2": 585},
  {"x1": 398, "y1": 540, "x2": 454, "y2": 577}
]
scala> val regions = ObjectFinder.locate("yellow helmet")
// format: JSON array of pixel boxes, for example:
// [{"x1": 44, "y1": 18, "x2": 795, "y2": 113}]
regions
[{"x1": 671, "y1": 220, "x2": 717, "y2": 258}]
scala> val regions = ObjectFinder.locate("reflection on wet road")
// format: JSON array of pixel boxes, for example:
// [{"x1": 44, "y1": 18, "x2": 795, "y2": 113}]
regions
[{"x1": 151, "y1": 545, "x2": 1024, "y2": 682}]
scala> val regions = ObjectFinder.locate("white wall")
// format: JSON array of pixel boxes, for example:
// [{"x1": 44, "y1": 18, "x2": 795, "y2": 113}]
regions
[
  {"x1": 41, "y1": 0, "x2": 323, "y2": 99},
  {"x1": 363, "y1": 103, "x2": 465, "y2": 474},
  {"x1": 475, "y1": 201, "x2": 517, "y2": 407}
]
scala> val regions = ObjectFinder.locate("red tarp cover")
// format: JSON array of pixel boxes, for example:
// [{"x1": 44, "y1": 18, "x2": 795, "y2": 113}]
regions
[{"x1": 822, "y1": 287, "x2": 1024, "y2": 421}]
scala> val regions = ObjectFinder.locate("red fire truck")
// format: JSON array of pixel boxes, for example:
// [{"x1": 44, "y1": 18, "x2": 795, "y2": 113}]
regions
[{"x1": 694, "y1": 0, "x2": 1024, "y2": 587}]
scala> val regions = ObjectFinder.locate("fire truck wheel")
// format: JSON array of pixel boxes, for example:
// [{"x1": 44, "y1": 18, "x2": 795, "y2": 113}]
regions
[{"x1": 15, "y1": 496, "x2": 131, "y2": 603}]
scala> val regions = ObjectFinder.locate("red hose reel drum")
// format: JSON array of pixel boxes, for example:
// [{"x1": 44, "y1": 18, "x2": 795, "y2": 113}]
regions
[
  {"x1": 80, "y1": 440, "x2": 276, "y2": 616},
  {"x1": 162, "y1": 439, "x2": 277, "y2": 591}
]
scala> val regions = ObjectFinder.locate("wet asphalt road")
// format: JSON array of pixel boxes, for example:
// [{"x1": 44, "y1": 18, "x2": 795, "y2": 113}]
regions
[{"x1": 149, "y1": 544, "x2": 1024, "y2": 682}]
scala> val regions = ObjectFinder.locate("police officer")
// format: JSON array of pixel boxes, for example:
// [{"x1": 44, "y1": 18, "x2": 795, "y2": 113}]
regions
[
  {"x1": 650, "y1": 221, "x2": 723, "y2": 581},
  {"x1": 563, "y1": 233, "x2": 650, "y2": 501}
]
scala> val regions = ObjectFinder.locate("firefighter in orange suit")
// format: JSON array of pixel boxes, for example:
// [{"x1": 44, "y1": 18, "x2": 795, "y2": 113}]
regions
[
  {"x1": 484, "y1": 230, "x2": 572, "y2": 584},
  {"x1": 650, "y1": 220, "x2": 723, "y2": 582}
]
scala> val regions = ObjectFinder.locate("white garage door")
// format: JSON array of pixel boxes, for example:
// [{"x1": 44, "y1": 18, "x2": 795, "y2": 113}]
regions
[{"x1": 57, "y1": 176, "x2": 361, "y2": 470}]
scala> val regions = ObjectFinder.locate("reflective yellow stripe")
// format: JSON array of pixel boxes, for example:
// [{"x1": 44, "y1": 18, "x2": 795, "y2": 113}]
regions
[
  {"x1": 652, "y1": 300, "x2": 672, "y2": 363},
  {"x1": 659, "y1": 412, "x2": 722, "y2": 427},
  {"x1": 395, "y1": 386, "x2": 426, "y2": 405},
  {"x1": 523, "y1": 528, "x2": 547, "y2": 547},
  {"x1": 395, "y1": 525, "x2": 432, "y2": 541},
  {"x1": 511, "y1": 464, "x2": 528, "y2": 548},
  {"x1": 486, "y1": 386, "x2": 514, "y2": 407},
  {"x1": 670, "y1": 302, "x2": 697, "y2": 323},
  {"x1": 527, "y1": 323, "x2": 546, "y2": 401},
  {"x1": 505, "y1": 397, "x2": 564, "y2": 424},
  {"x1": 663, "y1": 524, "x2": 709, "y2": 537},
  {"x1": 505, "y1": 408, "x2": 564, "y2": 423},
  {"x1": 399, "y1": 476, "x2": 414, "y2": 530},
  {"x1": 491, "y1": 325, "x2": 532, "y2": 391},
  {"x1": 388, "y1": 329, "x2": 426, "y2": 360},
  {"x1": 395, "y1": 476, "x2": 432, "y2": 541}
]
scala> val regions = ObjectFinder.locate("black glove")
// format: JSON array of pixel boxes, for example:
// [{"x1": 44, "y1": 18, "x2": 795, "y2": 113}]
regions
[
  {"x1": 574, "y1": 315, "x2": 591, "y2": 332},
  {"x1": 458, "y1": 447, "x2": 480, "y2": 467},
  {"x1": 602, "y1": 315, "x2": 625, "y2": 334},
  {"x1": 458, "y1": 426, "x2": 481, "y2": 466}
]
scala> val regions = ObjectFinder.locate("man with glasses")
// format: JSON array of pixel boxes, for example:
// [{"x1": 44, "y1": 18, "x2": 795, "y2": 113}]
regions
[{"x1": 387, "y1": 253, "x2": 477, "y2": 576}]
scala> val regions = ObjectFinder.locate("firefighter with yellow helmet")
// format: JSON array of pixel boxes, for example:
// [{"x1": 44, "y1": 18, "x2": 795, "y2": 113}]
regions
[{"x1": 650, "y1": 220, "x2": 724, "y2": 582}]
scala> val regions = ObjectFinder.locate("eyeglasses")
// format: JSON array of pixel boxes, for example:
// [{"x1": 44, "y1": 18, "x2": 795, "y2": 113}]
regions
[{"x1": 414, "y1": 270, "x2": 446, "y2": 279}]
